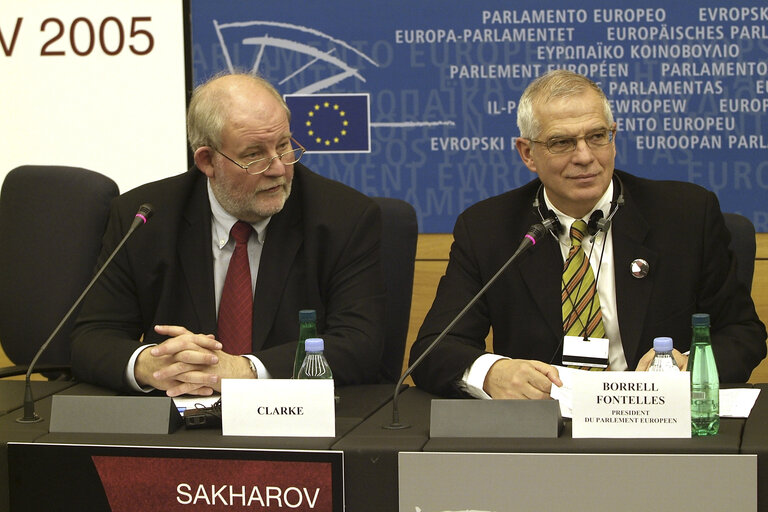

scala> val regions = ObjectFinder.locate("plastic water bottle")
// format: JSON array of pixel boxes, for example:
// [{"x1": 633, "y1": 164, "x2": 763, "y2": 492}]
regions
[
  {"x1": 687, "y1": 313, "x2": 720, "y2": 436},
  {"x1": 292, "y1": 309, "x2": 317, "y2": 378},
  {"x1": 297, "y1": 338, "x2": 333, "y2": 379},
  {"x1": 647, "y1": 337, "x2": 680, "y2": 372}
]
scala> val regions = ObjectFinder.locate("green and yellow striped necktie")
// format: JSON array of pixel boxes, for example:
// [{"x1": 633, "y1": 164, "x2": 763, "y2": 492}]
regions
[{"x1": 562, "y1": 219, "x2": 606, "y2": 340}]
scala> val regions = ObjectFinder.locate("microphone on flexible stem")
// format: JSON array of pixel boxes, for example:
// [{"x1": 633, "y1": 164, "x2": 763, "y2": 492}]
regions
[
  {"x1": 16, "y1": 203, "x2": 154, "y2": 424},
  {"x1": 383, "y1": 222, "x2": 549, "y2": 429}
]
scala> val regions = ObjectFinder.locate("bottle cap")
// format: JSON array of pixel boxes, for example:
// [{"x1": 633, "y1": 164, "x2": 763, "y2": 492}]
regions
[
  {"x1": 692, "y1": 313, "x2": 710, "y2": 327},
  {"x1": 304, "y1": 338, "x2": 324, "y2": 352},
  {"x1": 299, "y1": 309, "x2": 317, "y2": 322},
  {"x1": 653, "y1": 337, "x2": 673, "y2": 352}
]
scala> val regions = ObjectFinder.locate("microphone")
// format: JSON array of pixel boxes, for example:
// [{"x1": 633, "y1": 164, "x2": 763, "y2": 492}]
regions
[
  {"x1": 17, "y1": 203, "x2": 154, "y2": 423},
  {"x1": 384, "y1": 223, "x2": 548, "y2": 429}
]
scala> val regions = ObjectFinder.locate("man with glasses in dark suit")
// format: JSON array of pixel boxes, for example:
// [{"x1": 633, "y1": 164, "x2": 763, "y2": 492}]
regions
[
  {"x1": 411, "y1": 69, "x2": 765, "y2": 399},
  {"x1": 72, "y1": 73, "x2": 385, "y2": 396}
]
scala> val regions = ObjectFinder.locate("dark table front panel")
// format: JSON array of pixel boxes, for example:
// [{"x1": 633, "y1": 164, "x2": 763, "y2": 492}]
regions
[
  {"x1": 332, "y1": 386, "x2": 434, "y2": 512},
  {"x1": 741, "y1": 383, "x2": 768, "y2": 512}
]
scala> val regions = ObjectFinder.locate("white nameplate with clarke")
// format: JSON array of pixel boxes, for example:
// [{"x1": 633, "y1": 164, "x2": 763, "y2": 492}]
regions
[{"x1": 221, "y1": 379, "x2": 335, "y2": 437}]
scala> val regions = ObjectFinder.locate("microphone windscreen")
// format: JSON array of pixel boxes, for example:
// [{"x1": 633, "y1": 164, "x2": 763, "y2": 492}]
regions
[
  {"x1": 135, "y1": 203, "x2": 154, "y2": 223},
  {"x1": 527, "y1": 223, "x2": 548, "y2": 243}
]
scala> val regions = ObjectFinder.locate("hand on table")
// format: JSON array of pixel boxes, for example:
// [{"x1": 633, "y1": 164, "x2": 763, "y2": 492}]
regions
[
  {"x1": 135, "y1": 325, "x2": 254, "y2": 397},
  {"x1": 483, "y1": 359, "x2": 563, "y2": 399}
]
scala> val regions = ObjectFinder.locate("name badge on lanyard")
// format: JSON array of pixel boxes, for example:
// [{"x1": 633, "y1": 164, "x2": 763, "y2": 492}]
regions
[{"x1": 562, "y1": 335, "x2": 609, "y2": 369}]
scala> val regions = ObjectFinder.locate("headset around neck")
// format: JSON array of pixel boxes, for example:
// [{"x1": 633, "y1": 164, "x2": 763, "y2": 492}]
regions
[{"x1": 533, "y1": 174, "x2": 625, "y2": 240}]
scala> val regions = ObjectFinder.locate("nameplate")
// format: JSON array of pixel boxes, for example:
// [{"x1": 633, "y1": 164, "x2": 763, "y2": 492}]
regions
[
  {"x1": 9, "y1": 444, "x2": 343, "y2": 511},
  {"x1": 430, "y1": 399, "x2": 563, "y2": 438},
  {"x1": 572, "y1": 371, "x2": 691, "y2": 438},
  {"x1": 50, "y1": 395, "x2": 182, "y2": 434},
  {"x1": 221, "y1": 379, "x2": 335, "y2": 437}
]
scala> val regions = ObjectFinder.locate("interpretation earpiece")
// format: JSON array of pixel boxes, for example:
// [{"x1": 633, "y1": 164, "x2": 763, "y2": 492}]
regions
[
  {"x1": 542, "y1": 209, "x2": 562, "y2": 236},
  {"x1": 591, "y1": 176, "x2": 624, "y2": 237},
  {"x1": 596, "y1": 217, "x2": 612, "y2": 233},
  {"x1": 533, "y1": 183, "x2": 563, "y2": 238},
  {"x1": 587, "y1": 210, "x2": 604, "y2": 236}
]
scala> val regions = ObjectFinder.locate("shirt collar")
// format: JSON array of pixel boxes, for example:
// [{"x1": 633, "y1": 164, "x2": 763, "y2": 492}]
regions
[
  {"x1": 544, "y1": 179, "x2": 614, "y2": 244},
  {"x1": 207, "y1": 180, "x2": 270, "y2": 249}
]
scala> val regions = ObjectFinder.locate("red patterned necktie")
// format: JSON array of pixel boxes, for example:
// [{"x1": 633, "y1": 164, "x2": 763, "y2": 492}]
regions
[{"x1": 217, "y1": 221, "x2": 254, "y2": 355}]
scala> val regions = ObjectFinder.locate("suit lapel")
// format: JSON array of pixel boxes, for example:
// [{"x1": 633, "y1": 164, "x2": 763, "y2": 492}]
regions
[
  {"x1": 251, "y1": 187, "x2": 303, "y2": 350},
  {"x1": 178, "y1": 175, "x2": 217, "y2": 334},
  {"x1": 611, "y1": 193, "x2": 656, "y2": 365},
  {"x1": 518, "y1": 212, "x2": 564, "y2": 342}
]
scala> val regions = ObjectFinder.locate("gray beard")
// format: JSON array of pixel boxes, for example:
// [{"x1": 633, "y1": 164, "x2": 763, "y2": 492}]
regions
[{"x1": 211, "y1": 180, "x2": 292, "y2": 223}]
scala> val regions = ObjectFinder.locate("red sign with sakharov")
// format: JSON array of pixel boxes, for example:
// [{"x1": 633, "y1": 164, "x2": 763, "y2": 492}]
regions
[{"x1": 92, "y1": 456, "x2": 334, "y2": 511}]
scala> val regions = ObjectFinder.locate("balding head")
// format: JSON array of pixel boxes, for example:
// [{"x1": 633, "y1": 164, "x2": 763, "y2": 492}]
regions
[
  {"x1": 187, "y1": 73, "x2": 291, "y2": 152},
  {"x1": 516, "y1": 69, "x2": 613, "y2": 139}
]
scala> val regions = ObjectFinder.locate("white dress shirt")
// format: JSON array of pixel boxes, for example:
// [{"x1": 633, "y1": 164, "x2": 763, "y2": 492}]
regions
[
  {"x1": 461, "y1": 181, "x2": 628, "y2": 398},
  {"x1": 125, "y1": 180, "x2": 273, "y2": 391}
]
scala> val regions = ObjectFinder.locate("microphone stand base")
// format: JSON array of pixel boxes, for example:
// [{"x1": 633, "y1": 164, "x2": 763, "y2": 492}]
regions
[
  {"x1": 382, "y1": 422, "x2": 411, "y2": 430},
  {"x1": 16, "y1": 413, "x2": 42, "y2": 424}
]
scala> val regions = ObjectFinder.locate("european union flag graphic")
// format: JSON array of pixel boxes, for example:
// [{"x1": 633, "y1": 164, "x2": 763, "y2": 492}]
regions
[{"x1": 285, "y1": 93, "x2": 370, "y2": 153}]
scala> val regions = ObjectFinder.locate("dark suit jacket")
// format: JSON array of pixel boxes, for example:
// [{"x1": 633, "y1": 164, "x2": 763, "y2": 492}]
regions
[
  {"x1": 71, "y1": 164, "x2": 385, "y2": 392},
  {"x1": 411, "y1": 170, "x2": 766, "y2": 397}
]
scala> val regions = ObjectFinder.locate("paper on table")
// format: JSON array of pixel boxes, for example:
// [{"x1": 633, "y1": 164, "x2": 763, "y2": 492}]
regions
[
  {"x1": 549, "y1": 365, "x2": 575, "y2": 418},
  {"x1": 719, "y1": 388, "x2": 761, "y2": 417},
  {"x1": 549, "y1": 366, "x2": 761, "y2": 419},
  {"x1": 173, "y1": 394, "x2": 221, "y2": 416}
]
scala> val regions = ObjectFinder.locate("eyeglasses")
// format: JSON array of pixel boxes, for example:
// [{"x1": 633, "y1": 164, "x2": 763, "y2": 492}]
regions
[
  {"x1": 527, "y1": 128, "x2": 615, "y2": 154},
  {"x1": 215, "y1": 138, "x2": 306, "y2": 175}
]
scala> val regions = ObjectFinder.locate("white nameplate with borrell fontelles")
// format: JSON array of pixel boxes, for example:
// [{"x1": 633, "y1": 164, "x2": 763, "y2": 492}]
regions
[
  {"x1": 572, "y1": 371, "x2": 691, "y2": 438},
  {"x1": 221, "y1": 379, "x2": 335, "y2": 437}
]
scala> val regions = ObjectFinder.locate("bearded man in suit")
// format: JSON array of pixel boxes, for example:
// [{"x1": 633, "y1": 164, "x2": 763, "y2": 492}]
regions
[{"x1": 72, "y1": 73, "x2": 385, "y2": 395}]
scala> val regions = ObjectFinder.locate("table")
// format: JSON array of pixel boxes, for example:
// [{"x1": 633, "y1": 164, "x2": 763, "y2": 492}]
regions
[
  {"x1": 1, "y1": 382, "x2": 766, "y2": 511},
  {"x1": 0, "y1": 381, "x2": 396, "y2": 512}
]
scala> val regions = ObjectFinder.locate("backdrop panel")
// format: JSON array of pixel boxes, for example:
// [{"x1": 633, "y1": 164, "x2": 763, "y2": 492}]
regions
[{"x1": 190, "y1": 0, "x2": 768, "y2": 233}]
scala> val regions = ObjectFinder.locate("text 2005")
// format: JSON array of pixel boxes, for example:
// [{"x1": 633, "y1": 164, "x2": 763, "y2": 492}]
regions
[{"x1": 39, "y1": 16, "x2": 153, "y2": 56}]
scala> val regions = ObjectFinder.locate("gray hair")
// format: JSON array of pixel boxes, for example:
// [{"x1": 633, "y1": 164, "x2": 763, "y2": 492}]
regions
[
  {"x1": 516, "y1": 69, "x2": 614, "y2": 139},
  {"x1": 186, "y1": 72, "x2": 292, "y2": 152}
]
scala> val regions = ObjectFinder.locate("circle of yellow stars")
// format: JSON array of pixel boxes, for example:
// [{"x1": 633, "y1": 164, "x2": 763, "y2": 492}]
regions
[{"x1": 305, "y1": 101, "x2": 349, "y2": 146}]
